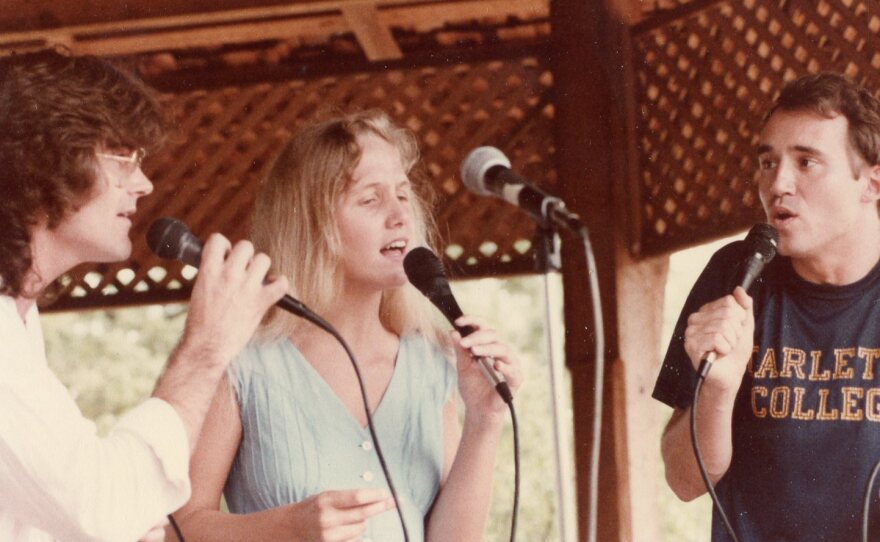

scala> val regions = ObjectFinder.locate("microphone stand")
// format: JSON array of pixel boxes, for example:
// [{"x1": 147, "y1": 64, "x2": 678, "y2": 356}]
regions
[{"x1": 533, "y1": 223, "x2": 578, "y2": 542}]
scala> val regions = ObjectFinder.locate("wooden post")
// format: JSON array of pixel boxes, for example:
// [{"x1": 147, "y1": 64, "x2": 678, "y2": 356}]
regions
[{"x1": 551, "y1": 0, "x2": 667, "y2": 539}]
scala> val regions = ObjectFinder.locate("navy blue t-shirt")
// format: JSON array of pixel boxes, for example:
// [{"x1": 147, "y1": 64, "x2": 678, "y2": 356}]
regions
[{"x1": 653, "y1": 240, "x2": 880, "y2": 541}]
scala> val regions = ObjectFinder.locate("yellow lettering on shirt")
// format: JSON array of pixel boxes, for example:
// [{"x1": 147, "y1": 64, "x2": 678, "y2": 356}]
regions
[
  {"x1": 816, "y1": 389, "x2": 840, "y2": 421},
  {"x1": 780, "y1": 347, "x2": 807, "y2": 379},
  {"x1": 809, "y1": 350, "x2": 831, "y2": 381},
  {"x1": 833, "y1": 348, "x2": 856, "y2": 380},
  {"x1": 755, "y1": 348, "x2": 778, "y2": 379},
  {"x1": 791, "y1": 387, "x2": 815, "y2": 420},
  {"x1": 751, "y1": 386, "x2": 768, "y2": 418},
  {"x1": 859, "y1": 347, "x2": 880, "y2": 381},
  {"x1": 769, "y1": 386, "x2": 790, "y2": 418},
  {"x1": 841, "y1": 387, "x2": 865, "y2": 421},
  {"x1": 867, "y1": 389, "x2": 880, "y2": 422}
]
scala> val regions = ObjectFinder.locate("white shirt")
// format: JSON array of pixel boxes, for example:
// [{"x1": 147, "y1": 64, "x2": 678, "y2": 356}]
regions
[{"x1": 0, "y1": 296, "x2": 191, "y2": 541}]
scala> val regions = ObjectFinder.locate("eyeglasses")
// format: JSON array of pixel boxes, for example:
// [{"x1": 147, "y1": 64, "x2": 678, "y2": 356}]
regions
[{"x1": 96, "y1": 148, "x2": 147, "y2": 187}]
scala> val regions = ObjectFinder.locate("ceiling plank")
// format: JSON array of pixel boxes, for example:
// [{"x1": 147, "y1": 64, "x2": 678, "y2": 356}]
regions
[
  {"x1": 1, "y1": 0, "x2": 437, "y2": 35},
  {"x1": 341, "y1": 2, "x2": 403, "y2": 61},
  {"x1": 0, "y1": 0, "x2": 548, "y2": 56},
  {"x1": 69, "y1": 16, "x2": 345, "y2": 57}
]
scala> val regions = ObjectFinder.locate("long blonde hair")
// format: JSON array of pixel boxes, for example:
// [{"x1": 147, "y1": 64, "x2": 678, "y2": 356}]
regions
[{"x1": 251, "y1": 110, "x2": 447, "y2": 346}]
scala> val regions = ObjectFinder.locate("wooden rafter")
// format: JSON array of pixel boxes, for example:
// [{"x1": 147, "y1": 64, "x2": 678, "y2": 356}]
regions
[
  {"x1": 342, "y1": 2, "x2": 403, "y2": 61},
  {"x1": 0, "y1": 0, "x2": 548, "y2": 58}
]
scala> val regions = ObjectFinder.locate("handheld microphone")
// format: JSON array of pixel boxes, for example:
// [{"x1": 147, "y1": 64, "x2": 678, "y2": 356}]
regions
[
  {"x1": 403, "y1": 247, "x2": 513, "y2": 404},
  {"x1": 460, "y1": 146, "x2": 585, "y2": 235},
  {"x1": 145, "y1": 217, "x2": 317, "y2": 320},
  {"x1": 698, "y1": 223, "x2": 779, "y2": 377},
  {"x1": 738, "y1": 223, "x2": 779, "y2": 292}
]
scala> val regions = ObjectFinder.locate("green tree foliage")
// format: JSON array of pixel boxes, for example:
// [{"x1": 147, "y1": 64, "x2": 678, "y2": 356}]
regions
[
  {"x1": 43, "y1": 304, "x2": 186, "y2": 434},
  {"x1": 453, "y1": 275, "x2": 569, "y2": 542}
]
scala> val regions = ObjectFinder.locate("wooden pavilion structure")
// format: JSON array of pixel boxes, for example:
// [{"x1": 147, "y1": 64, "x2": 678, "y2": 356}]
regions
[{"x1": 3, "y1": 0, "x2": 879, "y2": 539}]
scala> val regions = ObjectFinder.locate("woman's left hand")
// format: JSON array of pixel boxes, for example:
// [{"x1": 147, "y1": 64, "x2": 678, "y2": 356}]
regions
[{"x1": 451, "y1": 315, "x2": 524, "y2": 426}]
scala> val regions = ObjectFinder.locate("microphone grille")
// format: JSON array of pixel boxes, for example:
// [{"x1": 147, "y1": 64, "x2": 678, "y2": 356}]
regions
[
  {"x1": 744, "y1": 223, "x2": 779, "y2": 261},
  {"x1": 403, "y1": 247, "x2": 447, "y2": 295},
  {"x1": 460, "y1": 146, "x2": 511, "y2": 196},
  {"x1": 146, "y1": 217, "x2": 192, "y2": 261}
]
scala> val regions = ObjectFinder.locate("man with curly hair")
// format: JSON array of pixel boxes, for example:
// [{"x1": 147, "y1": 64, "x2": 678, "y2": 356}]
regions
[{"x1": 0, "y1": 49, "x2": 289, "y2": 541}]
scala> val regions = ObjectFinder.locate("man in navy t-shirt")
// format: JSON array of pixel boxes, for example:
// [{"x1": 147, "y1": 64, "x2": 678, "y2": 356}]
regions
[{"x1": 654, "y1": 73, "x2": 880, "y2": 541}]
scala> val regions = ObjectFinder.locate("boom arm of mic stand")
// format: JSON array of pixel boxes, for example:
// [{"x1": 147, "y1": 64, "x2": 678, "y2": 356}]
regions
[{"x1": 545, "y1": 200, "x2": 587, "y2": 237}]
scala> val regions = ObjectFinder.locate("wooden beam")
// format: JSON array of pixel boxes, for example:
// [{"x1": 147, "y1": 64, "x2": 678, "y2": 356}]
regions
[
  {"x1": 68, "y1": 16, "x2": 346, "y2": 57},
  {"x1": 0, "y1": 1, "x2": 439, "y2": 39},
  {"x1": 0, "y1": 0, "x2": 549, "y2": 56},
  {"x1": 614, "y1": 251, "x2": 668, "y2": 541},
  {"x1": 551, "y1": 0, "x2": 657, "y2": 539},
  {"x1": 341, "y1": 2, "x2": 403, "y2": 61},
  {"x1": 630, "y1": 0, "x2": 726, "y2": 35},
  {"x1": 604, "y1": 0, "x2": 645, "y2": 26}
]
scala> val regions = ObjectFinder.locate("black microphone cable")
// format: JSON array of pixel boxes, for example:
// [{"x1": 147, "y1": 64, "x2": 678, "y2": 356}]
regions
[
  {"x1": 691, "y1": 355, "x2": 740, "y2": 542},
  {"x1": 862, "y1": 457, "x2": 880, "y2": 542},
  {"x1": 403, "y1": 247, "x2": 520, "y2": 542},
  {"x1": 303, "y1": 313, "x2": 412, "y2": 542},
  {"x1": 509, "y1": 401, "x2": 520, "y2": 542},
  {"x1": 168, "y1": 515, "x2": 185, "y2": 541},
  {"x1": 147, "y1": 218, "x2": 410, "y2": 542},
  {"x1": 688, "y1": 224, "x2": 778, "y2": 542}
]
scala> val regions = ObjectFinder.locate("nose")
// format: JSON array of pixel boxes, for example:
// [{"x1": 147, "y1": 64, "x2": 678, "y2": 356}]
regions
[
  {"x1": 765, "y1": 159, "x2": 796, "y2": 198},
  {"x1": 128, "y1": 168, "x2": 154, "y2": 197},
  {"x1": 385, "y1": 196, "x2": 409, "y2": 228}
]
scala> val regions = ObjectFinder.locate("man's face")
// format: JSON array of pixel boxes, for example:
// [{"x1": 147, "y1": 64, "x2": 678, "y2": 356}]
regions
[
  {"x1": 50, "y1": 150, "x2": 154, "y2": 265},
  {"x1": 757, "y1": 109, "x2": 878, "y2": 262}
]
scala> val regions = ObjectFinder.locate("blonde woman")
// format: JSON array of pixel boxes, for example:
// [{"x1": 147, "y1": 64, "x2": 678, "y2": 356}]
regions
[{"x1": 175, "y1": 110, "x2": 522, "y2": 542}]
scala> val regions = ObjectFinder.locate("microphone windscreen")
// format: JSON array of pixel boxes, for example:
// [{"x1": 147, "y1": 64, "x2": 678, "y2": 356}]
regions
[
  {"x1": 460, "y1": 146, "x2": 511, "y2": 196},
  {"x1": 146, "y1": 217, "x2": 202, "y2": 266},
  {"x1": 403, "y1": 247, "x2": 466, "y2": 325},
  {"x1": 744, "y1": 223, "x2": 779, "y2": 261},
  {"x1": 403, "y1": 247, "x2": 447, "y2": 296}
]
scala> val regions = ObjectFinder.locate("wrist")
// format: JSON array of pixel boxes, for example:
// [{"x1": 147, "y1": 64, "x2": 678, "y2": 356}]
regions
[
  {"x1": 174, "y1": 331, "x2": 230, "y2": 372},
  {"x1": 699, "y1": 376, "x2": 740, "y2": 410},
  {"x1": 462, "y1": 409, "x2": 506, "y2": 435}
]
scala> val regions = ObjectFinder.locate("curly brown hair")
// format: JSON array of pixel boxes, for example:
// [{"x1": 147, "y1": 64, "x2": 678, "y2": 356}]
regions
[
  {"x1": 765, "y1": 73, "x2": 880, "y2": 173},
  {"x1": 0, "y1": 49, "x2": 166, "y2": 296}
]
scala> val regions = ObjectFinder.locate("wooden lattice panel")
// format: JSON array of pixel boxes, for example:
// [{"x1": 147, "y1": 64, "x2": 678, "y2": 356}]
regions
[
  {"x1": 42, "y1": 56, "x2": 555, "y2": 311},
  {"x1": 632, "y1": 0, "x2": 880, "y2": 255}
]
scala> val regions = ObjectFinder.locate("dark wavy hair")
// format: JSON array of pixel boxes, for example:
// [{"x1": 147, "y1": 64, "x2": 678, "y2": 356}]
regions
[
  {"x1": 0, "y1": 49, "x2": 165, "y2": 296},
  {"x1": 765, "y1": 73, "x2": 880, "y2": 172}
]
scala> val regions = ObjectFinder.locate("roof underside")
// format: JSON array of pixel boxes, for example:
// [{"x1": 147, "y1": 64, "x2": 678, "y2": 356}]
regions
[{"x1": 2, "y1": 0, "x2": 876, "y2": 310}]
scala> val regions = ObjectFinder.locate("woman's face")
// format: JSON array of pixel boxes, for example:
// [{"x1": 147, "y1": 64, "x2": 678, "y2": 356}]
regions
[{"x1": 335, "y1": 132, "x2": 416, "y2": 295}]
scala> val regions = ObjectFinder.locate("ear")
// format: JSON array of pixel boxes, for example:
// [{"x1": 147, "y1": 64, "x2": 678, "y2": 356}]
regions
[{"x1": 861, "y1": 164, "x2": 880, "y2": 203}]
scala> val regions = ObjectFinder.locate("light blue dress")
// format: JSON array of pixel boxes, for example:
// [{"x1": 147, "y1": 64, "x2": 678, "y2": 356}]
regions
[{"x1": 225, "y1": 334, "x2": 457, "y2": 542}]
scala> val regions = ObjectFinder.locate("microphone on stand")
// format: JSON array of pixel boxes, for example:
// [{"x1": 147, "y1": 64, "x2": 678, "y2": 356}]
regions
[
  {"x1": 403, "y1": 247, "x2": 513, "y2": 404},
  {"x1": 460, "y1": 146, "x2": 585, "y2": 235},
  {"x1": 145, "y1": 217, "x2": 318, "y2": 322}
]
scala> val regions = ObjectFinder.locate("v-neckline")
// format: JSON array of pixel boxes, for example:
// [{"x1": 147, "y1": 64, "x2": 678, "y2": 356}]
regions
[
  {"x1": 2, "y1": 296, "x2": 36, "y2": 332},
  {"x1": 283, "y1": 336, "x2": 406, "y2": 432}
]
